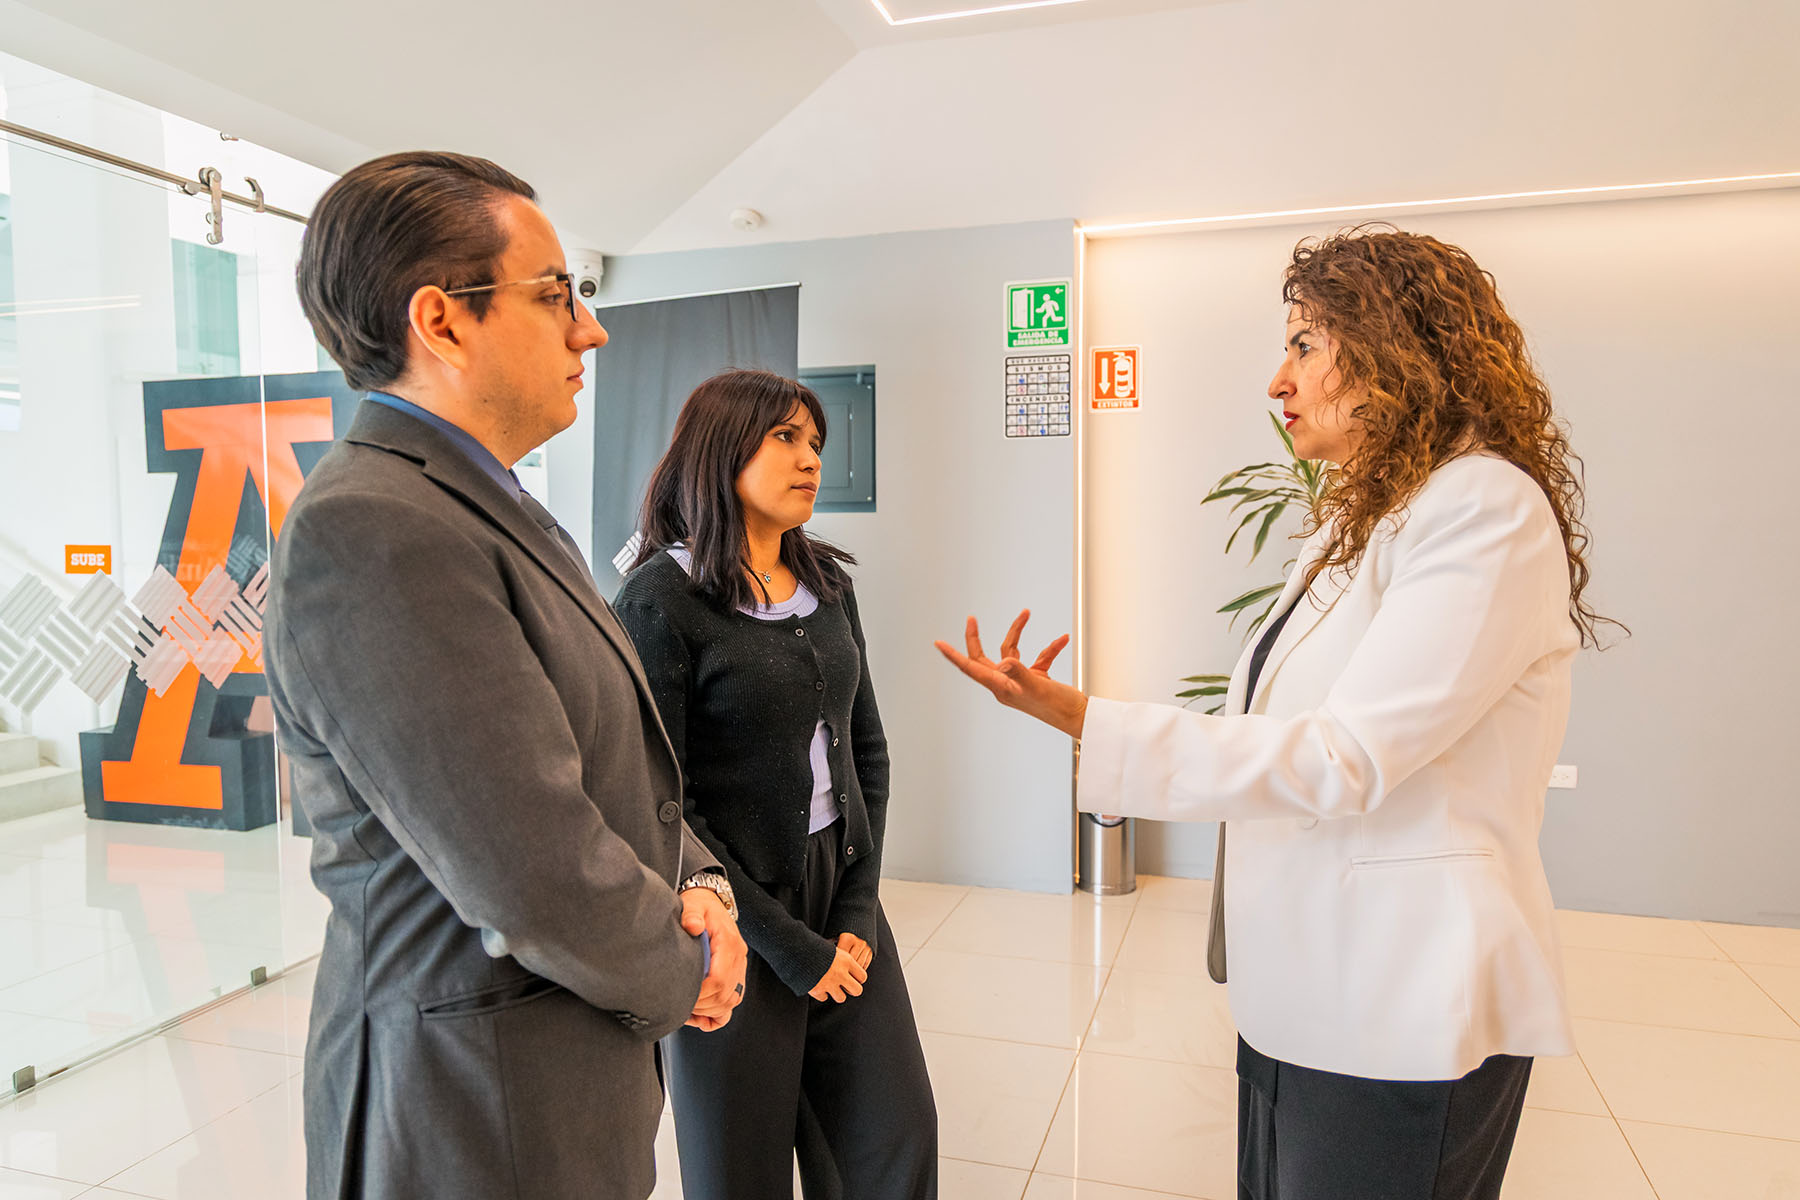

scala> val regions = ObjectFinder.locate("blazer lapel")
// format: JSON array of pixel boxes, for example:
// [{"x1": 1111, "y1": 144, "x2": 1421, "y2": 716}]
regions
[
  {"x1": 342, "y1": 403, "x2": 657, "y2": 704},
  {"x1": 1226, "y1": 531, "x2": 1331, "y2": 716}
]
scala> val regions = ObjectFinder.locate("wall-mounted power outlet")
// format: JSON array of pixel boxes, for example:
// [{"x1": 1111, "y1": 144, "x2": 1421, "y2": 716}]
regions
[{"x1": 1548, "y1": 764, "x2": 1578, "y2": 789}]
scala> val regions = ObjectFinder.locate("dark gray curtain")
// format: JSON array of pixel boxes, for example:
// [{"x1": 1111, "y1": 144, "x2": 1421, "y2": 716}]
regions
[{"x1": 588, "y1": 285, "x2": 799, "y2": 594}]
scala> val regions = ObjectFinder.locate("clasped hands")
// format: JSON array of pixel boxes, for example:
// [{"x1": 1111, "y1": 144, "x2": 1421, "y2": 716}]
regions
[
  {"x1": 811, "y1": 932, "x2": 873, "y2": 1003},
  {"x1": 680, "y1": 893, "x2": 876, "y2": 1020},
  {"x1": 934, "y1": 610, "x2": 1088, "y2": 739},
  {"x1": 680, "y1": 608, "x2": 1075, "y2": 1029},
  {"x1": 681, "y1": 888, "x2": 747, "y2": 1031}
]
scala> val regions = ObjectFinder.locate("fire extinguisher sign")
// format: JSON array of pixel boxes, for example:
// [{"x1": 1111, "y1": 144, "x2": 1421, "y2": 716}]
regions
[{"x1": 1091, "y1": 346, "x2": 1141, "y2": 411}]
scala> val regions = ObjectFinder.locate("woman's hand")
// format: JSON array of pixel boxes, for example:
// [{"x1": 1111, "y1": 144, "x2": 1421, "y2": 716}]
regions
[
  {"x1": 810, "y1": 947, "x2": 869, "y2": 1003},
  {"x1": 836, "y1": 931, "x2": 874, "y2": 971},
  {"x1": 935, "y1": 610, "x2": 1088, "y2": 739}
]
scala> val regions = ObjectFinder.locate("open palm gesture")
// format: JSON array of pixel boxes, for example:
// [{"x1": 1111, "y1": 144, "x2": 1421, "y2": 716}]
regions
[{"x1": 934, "y1": 609, "x2": 1088, "y2": 738}]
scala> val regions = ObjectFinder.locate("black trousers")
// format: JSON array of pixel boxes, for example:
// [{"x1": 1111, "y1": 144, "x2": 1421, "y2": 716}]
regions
[
  {"x1": 1237, "y1": 1037, "x2": 1532, "y2": 1200},
  {"x1": 663, "y1": 823, "x2": 937, "y2": 1200}
]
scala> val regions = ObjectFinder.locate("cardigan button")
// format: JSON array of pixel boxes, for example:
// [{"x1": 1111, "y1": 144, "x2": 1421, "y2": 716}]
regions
[
  {"x1": 814, "y1": 680, "x2": 825, "y2": 691},
  {"x1": 831, "y1": 738, "x2": 839, "y2": 747},
  {"x1": 846, "y1": 845, "x2": 855, "y2": 856},
  {"x1": 795, "y1": 628, "x2": 806, "y2": 637}
]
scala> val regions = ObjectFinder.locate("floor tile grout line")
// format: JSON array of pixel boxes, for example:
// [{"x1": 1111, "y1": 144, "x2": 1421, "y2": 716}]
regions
[
  {"x1": 1023, "y1": 1167, "x2": 1209, "y2": 1199},
  {"x1": 1024, "y1": 1026, "x2": 1085, "y2": 1182},
  {"x1": 914, "y1": 1027, "x2": 1094, "y2": 1055},
  {"x1": 1569, "y1": 1012, "x2": 1800, "y2": 1042},
  {"x1": 1733, "y1": 961, "x2": 1800, "y2": 1030},
  {"x1": 0, "y1": 944, "x2": 122, "y2": 1001},
  {"x1": 1019, "y1": 897, "x2": 1144, "y2": 1185},
  {"x1": 1570, "y1": 1049, "x2": 1665, "y2": 1199},
  {"x1": 1558, "y1": 942, "x2": 1733, "y2": 963},
  {"x1": 88, "y1": 1068, "x2": 296, "y2": 1195},
  {"x1": 906, "y1": 884, "x2": 973, "y2": 952},
  {"x1": 0, "y1": 1163, "x2": 105, "y2": 1194},
  {"x1": 936, "y1": 1154, "x2": 1030, "y2": 1200},
  {"x1": 1615, "y1": 1116, "x2": 1800, "y2": 1145},
  {"x1": 912, "y1": 948, "x2": 1121, "y2": 968},
  {"x1": 1691, "y1": 922, "x2": 1800, "y2": 969}
]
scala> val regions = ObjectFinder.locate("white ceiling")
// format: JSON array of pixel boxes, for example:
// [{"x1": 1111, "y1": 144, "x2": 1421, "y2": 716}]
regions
[
  {"x1": 3, "y1": 0, "x2": 1794, "y2": 255},
  {"x1": 812, "y1": 0, "x2": 1232, "y2": 48}
]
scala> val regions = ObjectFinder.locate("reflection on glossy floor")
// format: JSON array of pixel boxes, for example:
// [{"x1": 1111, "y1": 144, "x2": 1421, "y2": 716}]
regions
[
  {"x1": 0, "y1": 806, "x2": 326, "y2": 1086},
  {"x1": 2, "y1": 876, "x2": 1799, "y2": 1198}
]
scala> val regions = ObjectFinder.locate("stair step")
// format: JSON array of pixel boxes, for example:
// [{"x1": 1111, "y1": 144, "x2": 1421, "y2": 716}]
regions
[
  {"x1": 0, "y1": 733, "x2": 37, "y2": 775},
  {"x1": 0, "y1": 766, "x2": 82, "y2": 822}
]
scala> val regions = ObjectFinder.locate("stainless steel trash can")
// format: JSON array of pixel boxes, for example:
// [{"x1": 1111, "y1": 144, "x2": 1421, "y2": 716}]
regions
[{"x1": 1077, "y1": 810, "x2": 1136, "y2": 895}]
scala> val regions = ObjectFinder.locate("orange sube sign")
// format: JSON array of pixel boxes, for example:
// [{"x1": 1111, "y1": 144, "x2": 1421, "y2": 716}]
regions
[
  {"x1": 65, "y1": 545, "x2": 113, "y2": 574},
  {"x1": 1092, "y1": 346, "x2": 1141, "y2": 410}
]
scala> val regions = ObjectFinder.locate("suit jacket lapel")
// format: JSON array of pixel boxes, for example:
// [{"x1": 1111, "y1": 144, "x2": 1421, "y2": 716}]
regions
[
  {"x1": 1230, "y1": 532, "x2": 1334, "y2": 717},
  {"x1": 342, "y1": 403, "x2": 658, "y2": 705}
]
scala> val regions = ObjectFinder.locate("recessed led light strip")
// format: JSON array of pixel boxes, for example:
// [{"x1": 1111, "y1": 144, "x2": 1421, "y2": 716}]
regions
[
  {"x1": 1078, "y1": 171, "x2": 1800, "y2": 237},
  {"x1": 0, "y1": 297, "x2": 144, "y2": 319},
  {"x1": 869, "y1": 0, "x2": 1090, "y2": 27}
]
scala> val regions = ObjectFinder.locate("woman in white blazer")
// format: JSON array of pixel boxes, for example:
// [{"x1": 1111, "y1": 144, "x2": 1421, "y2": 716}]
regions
[{"x1": 939, "y1": 228, "x2": 1617, "y2": 1200}]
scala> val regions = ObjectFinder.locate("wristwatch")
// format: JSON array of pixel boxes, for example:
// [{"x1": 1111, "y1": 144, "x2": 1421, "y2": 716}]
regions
[{"x1": 678, "y1": 871, "x2": 738, "y2": 921}]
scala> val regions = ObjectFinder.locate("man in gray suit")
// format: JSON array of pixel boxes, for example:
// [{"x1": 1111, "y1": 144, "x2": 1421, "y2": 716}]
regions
[{"x1": 268, "y1": 151, "x2": 748, "y2": 1200}]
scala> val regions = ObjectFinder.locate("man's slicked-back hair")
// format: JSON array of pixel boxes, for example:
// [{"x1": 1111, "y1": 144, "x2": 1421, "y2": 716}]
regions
[{"x1": 297, "y1": 151, "x2": 535, "y2": 391}]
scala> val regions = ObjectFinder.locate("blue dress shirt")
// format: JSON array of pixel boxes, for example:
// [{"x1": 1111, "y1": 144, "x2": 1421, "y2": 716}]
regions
[{"x1": 364, "y1": 391, "x2": 521, "y2": 503}]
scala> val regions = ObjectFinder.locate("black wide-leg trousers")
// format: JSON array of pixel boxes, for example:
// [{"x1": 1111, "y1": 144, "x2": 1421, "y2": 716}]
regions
[
  {"x1": 1237, "y1": 1036, "x2": 1532, "y2": 1200},
  {"x1": 663, "y1": 823, "x2": 937, "y2": 1200}
]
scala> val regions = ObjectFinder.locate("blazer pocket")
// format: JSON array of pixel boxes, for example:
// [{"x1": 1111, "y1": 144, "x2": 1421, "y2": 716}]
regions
[
  {"x1": 418, "y1": 975, "x2": 565, "y2": 1020},
  {"x1": 1349, "y1": 848, "x2": 1496, "y2": 871}
]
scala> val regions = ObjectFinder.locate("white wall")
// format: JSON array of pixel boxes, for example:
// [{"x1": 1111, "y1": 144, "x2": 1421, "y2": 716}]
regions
[
  {"x1": 1083, "y1": 186, "x2": 1800, "y2": 926},
  {"x1": 547, "y1": 221, "x2": 1080, "y2": 893}
]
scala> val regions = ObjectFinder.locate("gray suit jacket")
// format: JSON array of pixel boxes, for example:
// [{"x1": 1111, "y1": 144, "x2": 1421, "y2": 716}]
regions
[{"x1": 266, "y1": 401, "x2": 717, "y2": 1200}]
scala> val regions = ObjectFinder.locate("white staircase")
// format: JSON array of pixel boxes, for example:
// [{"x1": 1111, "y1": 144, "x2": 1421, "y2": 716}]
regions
[{"x1": 0, "y1": 727, "x2": 82, "y2": 821}]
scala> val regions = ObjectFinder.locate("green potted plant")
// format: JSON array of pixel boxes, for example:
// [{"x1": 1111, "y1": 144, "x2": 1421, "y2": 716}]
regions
[{"x1": 1178, "y1": 412, "x2": 1330, "y2": 714}]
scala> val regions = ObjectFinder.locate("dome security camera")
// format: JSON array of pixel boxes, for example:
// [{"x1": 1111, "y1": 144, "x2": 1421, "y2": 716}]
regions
[{"x1": 568, "y1": 251, "x2": 605, "y2": 303}]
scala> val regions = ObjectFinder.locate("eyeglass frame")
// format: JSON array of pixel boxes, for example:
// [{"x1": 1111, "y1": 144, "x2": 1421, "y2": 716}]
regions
[{"x1": 442, "y1": 272, "x2": 581, "y2": 323}]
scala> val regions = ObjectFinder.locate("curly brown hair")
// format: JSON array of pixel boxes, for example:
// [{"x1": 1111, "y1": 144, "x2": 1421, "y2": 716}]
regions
[{"x1": 1283, "y1": 225, "x2": 1619, "y2": 647}]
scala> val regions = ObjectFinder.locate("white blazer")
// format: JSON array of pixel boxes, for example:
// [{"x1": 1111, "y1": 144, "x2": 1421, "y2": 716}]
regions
[{"x1": 1079, "y1": 454, "x2": 1579, "y2": 1081}]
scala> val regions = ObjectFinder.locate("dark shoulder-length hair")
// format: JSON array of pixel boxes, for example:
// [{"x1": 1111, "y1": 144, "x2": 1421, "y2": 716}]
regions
[{"x1": 632, "y1": 369, "x2": 855, "y2": 611}]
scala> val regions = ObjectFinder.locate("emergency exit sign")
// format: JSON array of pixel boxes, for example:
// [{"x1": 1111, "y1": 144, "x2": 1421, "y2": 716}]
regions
[
  {"x1": 1092, "y1": 346, "x2": 1140, "y2": 410},
  {"x1": 1006, "y1": 279, "x2": 1071, "y2": 349}
]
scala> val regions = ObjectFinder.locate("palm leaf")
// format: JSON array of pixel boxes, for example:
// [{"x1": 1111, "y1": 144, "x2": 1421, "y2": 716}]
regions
[
  {"x1": 1268, "y1": 410, "x2": 1296, "y2": 457},
  {"x1": 1250, "y1": 502, "x2": 1286, "y2": 557},
  {"x1": 1180, "y1": 411, "x2": 1327, "y2": 702},
  {"x1": 1218, "y1": 582, "x2": 1285, "y2": 614},
  {"x1": 1223, "y1": 506, "x2": 1269, "y2": 555}
]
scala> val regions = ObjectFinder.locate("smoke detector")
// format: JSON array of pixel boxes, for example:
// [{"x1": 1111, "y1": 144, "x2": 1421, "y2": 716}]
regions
[{"x1": 730, "y1": 208, "x2": 764, "y2": 232}]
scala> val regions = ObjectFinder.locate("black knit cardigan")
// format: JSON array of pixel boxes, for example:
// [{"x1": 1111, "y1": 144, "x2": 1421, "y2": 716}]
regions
[{"x1": 613, "y1": 552, "x2": 889, "y2": 995}]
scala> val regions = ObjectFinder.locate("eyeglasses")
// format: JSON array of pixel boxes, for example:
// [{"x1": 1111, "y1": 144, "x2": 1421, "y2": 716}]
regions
[{"x1": 443, "y1": 272, "x2": 580, "y2": 322}]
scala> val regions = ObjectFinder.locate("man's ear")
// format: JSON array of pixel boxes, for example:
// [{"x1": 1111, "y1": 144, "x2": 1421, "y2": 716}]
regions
[{"x1": 407, "y1": 285, "x2": 469, "y2": 375}]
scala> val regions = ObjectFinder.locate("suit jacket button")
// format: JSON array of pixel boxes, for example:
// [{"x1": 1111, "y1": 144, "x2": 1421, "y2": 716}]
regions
[
  {"x1": 831, "y1": 738, "x2": 839, "y2": 747},
  {"x1": 846, "y1": 845, "x2": 855, "y2": 856},
  {"x1": 658, "y1": 800, "x2": 680, "y2": 823}
]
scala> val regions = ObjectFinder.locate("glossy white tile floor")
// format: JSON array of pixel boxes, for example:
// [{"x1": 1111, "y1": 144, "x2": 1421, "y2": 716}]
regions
[
  {"x1": 0, "y1": 807, "x2": 326, "y2": 1087},
  {"x1": 0, "y1": 875, "x2": 1797, "y2": 1198}
]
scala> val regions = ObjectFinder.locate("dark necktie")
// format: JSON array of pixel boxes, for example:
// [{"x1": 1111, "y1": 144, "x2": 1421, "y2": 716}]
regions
[{"x1": 517, "y1": 489, "x2": 599, "y2": 593}]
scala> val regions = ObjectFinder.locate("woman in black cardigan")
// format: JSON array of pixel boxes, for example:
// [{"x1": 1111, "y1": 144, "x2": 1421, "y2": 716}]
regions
[{"x1": 614, "y1": 369, "x2": 936, "y2": 1200}]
